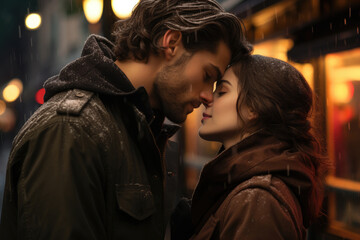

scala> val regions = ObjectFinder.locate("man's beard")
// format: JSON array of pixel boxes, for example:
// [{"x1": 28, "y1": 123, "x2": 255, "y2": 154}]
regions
[{"x1": 152, "y1": 53, "x2": 192, "y2": 124}]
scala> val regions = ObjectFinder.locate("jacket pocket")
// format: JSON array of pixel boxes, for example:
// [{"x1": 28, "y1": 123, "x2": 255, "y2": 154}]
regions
[{"x1": 115, "y1": 183, "x2": 156, "y2": 221}]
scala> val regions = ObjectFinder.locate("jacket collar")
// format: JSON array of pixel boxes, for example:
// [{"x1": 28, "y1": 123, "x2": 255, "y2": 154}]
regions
[
  {"x1": 44, "y1": 34, "x2": 179, "y2": 135},
  {"x1": 44, "y1": 34, "x2": 136, "y2": 101},
  {"x1": 191, "y1": 130, "x2": 314, "y2": 229}
]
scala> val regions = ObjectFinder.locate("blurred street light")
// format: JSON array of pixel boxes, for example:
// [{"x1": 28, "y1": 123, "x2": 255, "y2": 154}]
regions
[
  {"x1": 0, "y1": 108, "x2": 16, "y2": 132},
  {"x1": 3, "y1": 86, "x2": 20, "y2": 102},
  {"x1": 0, "y1": 100, "x2": 6, "y2": 116},
  {"x1": 35, "y1": 88, "x2": 46, "y2": 105},
  {"x1": 2, "y1": 78, "x2": 23, "y2": 103},
  {"x1": 83, "y1": 0, "x2": 103, "y2": 24},
  {"x1": 331, "y1": 82, "x2": 354, "y2": 104},
  {"x1": 25, "y1": 13, "x2": 42, "y2": 30},
  {"x1": 111, "y1": 0, "x2": 139, "y2": 19}
]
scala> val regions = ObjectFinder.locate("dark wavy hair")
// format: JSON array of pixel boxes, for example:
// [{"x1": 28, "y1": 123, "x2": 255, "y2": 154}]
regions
[
  {"x1": 112, "y1": 0, "x2": 252, "y2": 63},
  {"x1": 232, "y1": 55, "x2": 329, "y2": 222}
]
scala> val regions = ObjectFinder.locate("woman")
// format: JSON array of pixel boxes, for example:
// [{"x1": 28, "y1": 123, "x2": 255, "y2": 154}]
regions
[{"x1": 190, "y1": 55, "x2": 329, "y2": 239}]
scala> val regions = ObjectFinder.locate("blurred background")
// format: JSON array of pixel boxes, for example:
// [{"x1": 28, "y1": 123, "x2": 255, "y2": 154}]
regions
[{"x1": 0, "y1": 0, "x2": 360, "y2": 239}]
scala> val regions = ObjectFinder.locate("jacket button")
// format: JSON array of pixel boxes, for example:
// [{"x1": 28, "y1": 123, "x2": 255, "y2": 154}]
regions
[
  {"x1": 75, "y1": 91, "x2": 85, "y2": 98},
  {"x1": 153, "y1": 175, "x2": 159, "y2": 179}
]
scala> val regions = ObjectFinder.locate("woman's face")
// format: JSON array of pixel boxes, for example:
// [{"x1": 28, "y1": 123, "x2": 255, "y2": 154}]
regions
[{"x1": 198, "y1": 67, "x2": 254, "y2": 149}]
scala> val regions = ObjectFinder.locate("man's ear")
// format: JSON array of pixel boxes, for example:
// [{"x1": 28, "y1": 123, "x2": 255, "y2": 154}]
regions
[{"x1": 161, "y1": 30, "x2": 183, "y2": 61}]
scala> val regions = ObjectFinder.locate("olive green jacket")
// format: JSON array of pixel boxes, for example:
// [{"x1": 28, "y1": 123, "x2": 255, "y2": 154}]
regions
[
  {"x1": 1, "y1": 34, "x2": 180, "y2": 239},
  {"x1": 0, "y1": 88, "x2": 177, "y2": 239}
]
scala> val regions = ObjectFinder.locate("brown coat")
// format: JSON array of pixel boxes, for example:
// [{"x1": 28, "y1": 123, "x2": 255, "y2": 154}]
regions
[{"x1": 190, "y1": 131, "x2": 316, "y2": 240}]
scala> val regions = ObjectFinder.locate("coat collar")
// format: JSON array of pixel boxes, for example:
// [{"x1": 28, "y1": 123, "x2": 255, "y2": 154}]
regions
[{"x1": 191, "y1": 131, "x2": 315, "y2": 229}]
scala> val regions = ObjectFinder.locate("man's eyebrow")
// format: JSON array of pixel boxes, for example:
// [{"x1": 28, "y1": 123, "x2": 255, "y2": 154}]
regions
[{"x1": 210, "y1": 64, "x2": 222, "y2": 81}]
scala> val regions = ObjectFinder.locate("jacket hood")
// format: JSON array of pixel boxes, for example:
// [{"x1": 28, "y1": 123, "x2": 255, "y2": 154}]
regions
[
  {"x1": 43, "y1": 34, "x2": 158, "y2": 123},
  {"x1": 44, "y1": 34, "x2": 136, "y2": 101},
  {"x1": 192, "y1": 131, "x2": 316, "y2": 228}
]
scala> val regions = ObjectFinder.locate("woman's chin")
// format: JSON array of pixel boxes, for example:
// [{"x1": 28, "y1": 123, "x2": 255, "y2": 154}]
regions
[{"x1": 198, "y1": 129, "x2": 218, "y2": 142}]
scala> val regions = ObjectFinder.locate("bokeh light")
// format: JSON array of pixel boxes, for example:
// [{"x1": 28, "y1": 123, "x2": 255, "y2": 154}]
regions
[
  {"x1": 3, "y1": 85, "x2": 20, "y2": 102},
  {"x1": 111, "y1": 0, "x2": 139, "y2": 19},
  {"x1": 331, "y1": 82, "x2": 354, "y2": 104},
  {"x1": 25, "y1": 13, "x2": 42, "y2": 30},
  {"x1": 35, "y1": 88, "x2": 46, "y2": 104},
  {"x1": 0, "y1": 100, "x2": 6, "y2": 115},
  {"x1": 83, "y1": 0, "x2": 103, "y2": 24},
  {"x1": 2, "y1": 78, "x2": 23, "y2": 102},
  {"x1": 8, "y1": 78, "x2": 23, "y2": 93},
  {"x1": 0, "y1": 108, "x2": 16, "y2": 132}
]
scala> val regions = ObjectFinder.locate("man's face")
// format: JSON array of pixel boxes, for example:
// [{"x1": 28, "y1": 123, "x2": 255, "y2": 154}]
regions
[{"x1": 153, "y1": 41, "x2": 231, "y2": 123}]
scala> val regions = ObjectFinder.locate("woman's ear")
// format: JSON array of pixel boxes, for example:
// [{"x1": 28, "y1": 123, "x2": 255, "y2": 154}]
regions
[
  {"x1": 247, "y1": 108, "x2": 258, "y2": 120},
  {"x1": 161, "y1": 30, "x2": 183, "y2": 61}
]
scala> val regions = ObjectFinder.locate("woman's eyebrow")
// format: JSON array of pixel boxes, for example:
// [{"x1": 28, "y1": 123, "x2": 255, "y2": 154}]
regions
[{"x1": 216, "y1": 79, "x2": 232, "y2": 87}]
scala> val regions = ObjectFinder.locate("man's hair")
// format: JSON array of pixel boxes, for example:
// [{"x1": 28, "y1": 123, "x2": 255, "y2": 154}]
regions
[{"x1": 112, "y1": 0, "x2": 252, "y2": 63}]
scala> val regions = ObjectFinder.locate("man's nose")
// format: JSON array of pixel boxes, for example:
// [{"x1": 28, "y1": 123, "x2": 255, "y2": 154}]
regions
[
  {"x1": 202, "y1": 100, "x2": 213, "y2": 108},
  {"x1": 200, "y1": 87, "x2": 214, "y2": 107}
]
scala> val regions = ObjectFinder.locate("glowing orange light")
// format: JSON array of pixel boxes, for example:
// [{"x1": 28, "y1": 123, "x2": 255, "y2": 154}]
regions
[
  {"x1": 336, "y1": 105, "x2": 354, "y2": 124},
  {"x1": 0, "y1": 100, "x2": 6, "y2": 115},
  {"x1": 35, "y1": 88, "x2": 46, "y2": 104},
  {"x1": 331, "y1": 82, "x2": 354, "y2": 104},
  {"x1": 0, "y1": 108, "x2": 16, "y2": 132}
]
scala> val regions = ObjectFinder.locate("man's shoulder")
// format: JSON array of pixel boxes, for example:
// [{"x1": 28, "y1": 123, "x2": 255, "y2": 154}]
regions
[
  {"x1": 25, "y1": 89, "x2": 107, "y2": 127},
  {"x1": 55, "y1": 89, "x2": 95, "y2": 116},
  {"x1": 13, "y1": 89, "x2": 117, "y2": 148},
  {"x1": 54, "y1": 89, "x2": 113, "y2": 127}
]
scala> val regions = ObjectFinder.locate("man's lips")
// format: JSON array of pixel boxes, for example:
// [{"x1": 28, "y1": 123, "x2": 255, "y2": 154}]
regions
[{"x1": 192, "y1": 101, "x2": 201, "y2": 109}]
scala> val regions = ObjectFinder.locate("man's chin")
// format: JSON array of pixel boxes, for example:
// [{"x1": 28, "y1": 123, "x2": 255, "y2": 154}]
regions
[
  {"x1": 166, "y1": 112, "x2": 187, "y2": 124},
  {"x1": 168, "y1": 117, "x2": 186, "y2": 124}
]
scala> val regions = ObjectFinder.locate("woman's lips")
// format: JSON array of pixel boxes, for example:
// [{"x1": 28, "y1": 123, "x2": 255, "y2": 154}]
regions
[{"x1": 201, "y1": 113, "x2": 212, "y2": 122}]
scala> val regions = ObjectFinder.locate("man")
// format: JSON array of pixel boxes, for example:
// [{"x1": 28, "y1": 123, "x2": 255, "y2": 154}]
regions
[{"x1": 0, "y1": 0, "x2": 252, "y2": 239}]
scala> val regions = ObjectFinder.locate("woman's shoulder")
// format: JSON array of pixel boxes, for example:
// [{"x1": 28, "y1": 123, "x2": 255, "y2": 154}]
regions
[
  {"x1": 220, "y1": 174, "x2": 301, "y2": 216},
  {"x1": 219, "y1": 175, "x2": 279, "y2": 215},
  {"x1": 215, "y1": 174, "x2": 305, "y2": 239}
]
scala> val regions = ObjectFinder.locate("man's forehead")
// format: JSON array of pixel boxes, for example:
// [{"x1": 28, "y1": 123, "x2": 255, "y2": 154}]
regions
[
  {"x1": 208, "y1": 64, "x2": 223, "y2": 81},
  {"x1": 214, "y1": 41, "x2": 232, "y2": 73}
]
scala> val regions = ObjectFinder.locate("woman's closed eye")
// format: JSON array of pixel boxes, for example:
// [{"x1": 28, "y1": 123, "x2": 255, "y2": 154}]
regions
[
  {"x1": 215, "y1": 90, "x2": 226, "y2": 96},
  {"x1": 214, "y1": 86, "x2": 227, "y2": 97},
  {"x1": 214, "y1": 79, "x2": 231, "y2": 97}
]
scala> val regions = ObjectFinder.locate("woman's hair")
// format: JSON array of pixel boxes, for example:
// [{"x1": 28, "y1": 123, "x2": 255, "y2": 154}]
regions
[
  {"x1": 232, "y1": 54, "x2": 329, "y2": 221},
  {"x1": 112, "y1": 0, "x2": 252, "y2": 63}
]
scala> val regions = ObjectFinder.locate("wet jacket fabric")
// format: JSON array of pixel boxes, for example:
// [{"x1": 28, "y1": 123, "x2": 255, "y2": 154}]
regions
[
  {"x1": 0, "y1": 35, "x2": 179, "y2": 239},
  {"x1": 190, "y1": 131, "x2": 315, "y2": 240}
]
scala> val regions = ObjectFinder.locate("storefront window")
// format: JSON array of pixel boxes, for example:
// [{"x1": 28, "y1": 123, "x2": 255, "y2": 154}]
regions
[{"x1": 325, "y1": 48, "x2": 360, "y2": 237}]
